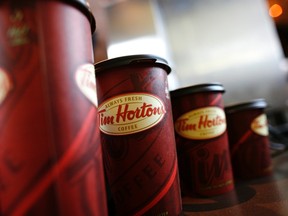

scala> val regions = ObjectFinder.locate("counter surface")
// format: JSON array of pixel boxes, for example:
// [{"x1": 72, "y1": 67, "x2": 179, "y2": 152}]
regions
[{"x1": 182, "y1": 150, "x2": 288, "y2": 216}]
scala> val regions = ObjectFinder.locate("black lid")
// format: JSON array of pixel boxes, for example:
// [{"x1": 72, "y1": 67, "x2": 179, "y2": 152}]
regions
[
  {"x1": 225, "y1": 98, "x2": 267, "y2": 114},
  {"x1": 170, "y1": 83, "x2": 225, "y2": 98},
  {"x1": 94, "y1": 54, "x2": 171, "y2": 74},
  {"x1": 64, "y1": 0, "x2": 96, "y2": 33}
]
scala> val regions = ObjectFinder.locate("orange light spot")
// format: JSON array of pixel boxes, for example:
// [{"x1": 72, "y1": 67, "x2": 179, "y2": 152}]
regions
[{"x1": 269, "y1": 4, "x2": 283, "y2": 18}]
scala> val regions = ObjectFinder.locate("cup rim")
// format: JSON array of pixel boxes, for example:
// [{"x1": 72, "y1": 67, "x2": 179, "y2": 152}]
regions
[
  {"x1": 94, "y1": 54, "x2": 171, "y2": 74},
  {"x1": 225, "y1": 98, "x2": 267, "y2": 113},
  {"x1": 170, "y1": 82, "x2": 225, "y2": 98}
]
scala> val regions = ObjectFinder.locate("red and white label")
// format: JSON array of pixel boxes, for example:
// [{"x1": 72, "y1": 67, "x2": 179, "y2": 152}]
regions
[
  {"x1": 98, "y1": 93, "x2": 166, "y2": 135},
  {"x1": 251, "y1": 114, "x2": 269, "y2": 136},
  {"x1": 0, "y1": 68, "x2": 12, "y2": 105},
  {"x1": 75, "y1": 64, "x2": 97, "y2": 106},
  {"x1": 175, "y1": 107, "x2": 226, "y2": 140}
]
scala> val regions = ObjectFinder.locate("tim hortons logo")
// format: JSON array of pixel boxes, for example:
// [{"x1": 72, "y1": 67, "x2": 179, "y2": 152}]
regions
[
  {"x1": 98, "y1": 93, "x2": 166, "y2": 135},
  {"x1": 251, "y1": 114, "x2": 269, "y2": 136},
  {"x1": 175, "y1": 107, "x2": 226, "y2": 140},
  {"x1": 0, "y1": 68, "x2": 12, "y2": 105},
  {"x1": 75, "y1": 64, "x2": 97, "y2": 106}
]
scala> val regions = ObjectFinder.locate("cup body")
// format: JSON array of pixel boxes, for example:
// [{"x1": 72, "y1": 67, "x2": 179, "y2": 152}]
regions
[
  {"x1": 0, "y1": 1, "x2": 107, "y2": 215},
  {"x1": 95, "y1": 55, "x2": 182, "y2": 216},
  {"x1": 170, "y1": 83, "x2": 234, "y2": 197},
  {"x1": 225, "y1": 99, "x2": 273, "y2": 180}
]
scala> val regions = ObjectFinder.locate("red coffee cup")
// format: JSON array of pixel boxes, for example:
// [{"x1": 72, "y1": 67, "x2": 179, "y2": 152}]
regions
[
  {"x1": 170, "y1": 83, "x2": 235, "y2": 197},
  {"x1": 0, "y1": 1, "x2": 108, "y2": 215},
  {"x1": 225, "y1": 98, "x2": 273, "y2": 180},
  {"x1": 95, "y1": 54, "x2": 182, "y2": 216}
]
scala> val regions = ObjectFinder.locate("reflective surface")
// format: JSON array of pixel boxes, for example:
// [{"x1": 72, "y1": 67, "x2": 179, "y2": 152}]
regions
[{"x1": 182, "y1": 150, "x2": 288, "y2": 215}]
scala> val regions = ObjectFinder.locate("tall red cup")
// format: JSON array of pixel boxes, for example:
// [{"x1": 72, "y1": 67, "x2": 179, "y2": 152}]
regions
[
  {"x1": 170, "y1": 83, "x2": 234, "y2": 197},
  {"x1": 95, "y1": 54, "x2": 182, "y2": 216},
  {"x1": 225, "y1": 98, "x2": 273, "y2": 180},
  {"x1": 0, "y1": 1, "x2": 108, "y2": 215}
]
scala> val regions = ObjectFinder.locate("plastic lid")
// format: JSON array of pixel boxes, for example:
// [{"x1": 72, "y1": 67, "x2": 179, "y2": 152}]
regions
[
  {"x1": 170, "y1": 83, "x2": 225, "y2": 98},
  {"x1": 64, "y1": 0, "x2": 96, "y2": 33},
  {"x1": 225, "y1": 98, "x2": 267, "y2": 113},
  {"x1": 94, "y1": 54, "x2": 171, "y2": 74}
]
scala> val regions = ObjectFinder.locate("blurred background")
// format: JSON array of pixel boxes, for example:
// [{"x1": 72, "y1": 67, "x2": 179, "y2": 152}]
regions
[{"x1": 88, "y1": 0, "x2": 288, "y2": 137}]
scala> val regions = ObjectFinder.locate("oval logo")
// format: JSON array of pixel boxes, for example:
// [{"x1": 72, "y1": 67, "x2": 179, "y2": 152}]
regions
[
  {"x1": 75, "y1": 64, "x2": 97, "y2": 106},
  {"x1": 98, "y1": 93, "x2": 166, "y2": 135},
  {"x1": 175, "y1": 107, "x2": 226, "y2": 140},
  {"x1": 251, "y1": 114, "x2": 268, "y2": 136},
  {"x1": 0, "y1": 68, "x2": 12, "y2": 106}
]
